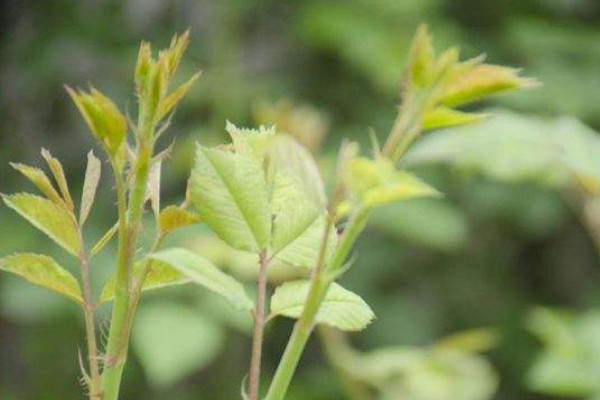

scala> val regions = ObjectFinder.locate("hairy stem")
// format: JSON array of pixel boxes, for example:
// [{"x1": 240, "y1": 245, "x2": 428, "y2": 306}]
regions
[
  {"x1": 77, "y1": 230, "x2": 101, "y2": 399},
  {"x1": 249, "y1": 251, "x2": 270, "y2": 400},
  {"x1": 265, "y1": 209, "x2": 369, "y2": 400},
  {"x1": 101, "y1": 140, "x2": 153, "y2": 400}
]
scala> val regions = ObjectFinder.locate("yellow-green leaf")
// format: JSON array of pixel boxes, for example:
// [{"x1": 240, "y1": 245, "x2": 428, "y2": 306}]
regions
[
  {"x1": 79, "y1": 150, "x2": 101, "y2": 225},
  {"x1": 148, "y1": 248, "x2": 253, "y2": 310},
  {"x1": 2, "y1": 193, "x2": 81, "y2": 256},
  {"x1": 41, "y1": 148, "x2": 74, "y2": 211},
  {"x1": 0, "y1": 253, "x2": 83, "y2": 304},
  {"x1": 91, "y1": 221, "x2": 118, "y2": 257},
  {"x1": 270, "y1": 280, "x2": 375, "y2": 331},
  {"x1": 100, "y1": 260, "x2": 187, "y2": 303},
  {"x1": 9, "y1": 162, "x2": 64, "y2": 206},
  {"x1": 158, "y1": 71, "x2": 202, "y2": 120},
  {"x1": 439, "y1": 64, "x2": 537, "y2": 107},
  {"x1": 190, "y1": 145, "x2": 271, "y2": 252},
  {"x1": 422, "y1": 107, "x2": 487, "y2": 131},
  {"x1": 66, "y1": 86, "x2": 127, "y2": 156},
  {"x1": 345, "y1": 157, "x2": 439, "y2": 209},
  {"x1": 158, "y1": 205, "x2": 202, "y2": 236},
  {"x1": 408, "y1": 24, "x2": 436, "y2": 88}
]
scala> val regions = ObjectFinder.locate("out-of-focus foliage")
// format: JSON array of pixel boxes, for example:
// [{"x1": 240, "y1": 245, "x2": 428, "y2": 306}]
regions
[
  {"x1": 527, "y1": 308, "x2": 600, "y2": 399},
  {"x1": 2, "y1": 0, "x2": 600, "y2": 400}
]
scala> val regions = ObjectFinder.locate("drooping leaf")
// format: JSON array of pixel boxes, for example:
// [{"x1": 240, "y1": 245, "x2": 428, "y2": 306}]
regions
[
  {"x1": 79, "y1": 151, "x2": 101, "y2": 225},
  {"x1": 148, "y1": 248, "x2": 253, "y2": 310},
  {"x1": 345, "y1": 157, "x2": 439, "y2": 209},
  {"x1": 132, "y1": 302, "x2": 223, "y2": 387},
  {"x1": 0, "y1": 253, "x2": 83, "y2": 304},
  {"x1": 9, "y1": 163, "x2": 63, "y2": 206},
  {"x1": 41, "y1": 148, "x2": 74, "y2": 211},
  {"x1": 270, "y1": 280, "x2": 375, "y2": 331},
  {"x1": 422, "y1": 107, "x2": 487, "y2": 131},
  {"x1": 190, "y1": 145, "x2": 271, "y2": 252},
  {"x1": 100, "y1": 260, "x2": 187, "y2": 303},
  {"x1": 2, "y1": 193, "x2": 81, "y2": 256},
  {"x1": 158, "y1": 205, "x2": 201, "y2": 237}
]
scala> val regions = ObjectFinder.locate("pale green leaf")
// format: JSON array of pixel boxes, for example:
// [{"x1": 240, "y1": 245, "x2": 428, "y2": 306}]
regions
[
  {"x1": 9, "y1": 162, "x2": 63, "y2": 206},
  {"x1": 274, "y1": 214, "x2": 337, "y2": 269},
  {"x1": 377, "y1": 348, "x2": 498, "y2": 400},
  {"x1": 345, "y1": 157, "x2": 439, "y2": 209},
  {"x1": 2, "y1": 193, "x2": 81, "y2": 256},
  {"x1": 158, "y1": 205, "x2": 202, "y2": 237},
  {"x1": 0, "y1": 253, "x2": 83, "y2": 304},
  {"x1": 270, "y1": 280, "x2": 375, "y2": 331},
  {"x1": 100, "y1": 260, "x2": 187, "y2": 303},
  {"x1": 158, "y1": 71, "x2": 202, "y2": 120},
  {"x1": 190, "y1": 145, "x2": 271, "y2": 252},
  {"x1": 422, "y1": 107, "x2": 487, "y2": 131},
  {"x1": 41, "y1": 148, "x2": 74, "y2": 211},
  {"x1": 268, "y1": 134, "x2": 327, "y2": 208},
  {"x1": 79, "y1": 150, "x2": 101, "y2": 225},
  {"x1": 438, "y1": 64, "x2": 537, "y2": 107},
  {"x1": 132, "y1": 303, "x2": 223, "y2": 387},
  {"x1": 148, "y1": 248, "x2": 253, "y2": 310}
]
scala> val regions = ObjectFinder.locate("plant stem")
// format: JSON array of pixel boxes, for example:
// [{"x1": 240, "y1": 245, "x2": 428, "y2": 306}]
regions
[
  {"x1": 249, "y1": 251, "x2": 270, "y2": 400},
  {"x1": 265, "y1": 209, "x2": 369, "y2": 400},
  {"x1": 381, "y1": 90, "x2": 430, "y2": 162},
  {"x1": 77, "y1": 230, "x2": 101, "y2": 399},
  {"x1": 101, "y1": 140, "x2": 153, "y2": 400}
]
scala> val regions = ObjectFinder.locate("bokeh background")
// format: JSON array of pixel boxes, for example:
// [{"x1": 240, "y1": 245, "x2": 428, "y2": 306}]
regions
[{"x1": 2, "y1": 1, "x2": 600, "y2": 400}]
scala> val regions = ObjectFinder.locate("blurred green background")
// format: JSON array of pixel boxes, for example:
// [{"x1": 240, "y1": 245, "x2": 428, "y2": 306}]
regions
[{"x1": 2, "y1": 0, "x2": 600, "y2": 399}]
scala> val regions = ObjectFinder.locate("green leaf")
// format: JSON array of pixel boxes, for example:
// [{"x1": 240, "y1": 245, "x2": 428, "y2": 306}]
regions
[
  {"x1": 132, "y1": 303, "x2": 223, "y2": 387},
  {"x1": 345, "y1": 157, "x2": 439, "y2": 210},
  {"x1": 435, "y1": 328, "x2": 499, "y2": 353},
  {"x1": 274, "y1": 214, "x2": 337, "y2": 269},
  {"x1": 41, "y1": 148, "x2": 74, "y2": 211},
  {"x1": 158, "y1": 71, "x2": 202, "y2": 120},
  {"x1": 408, "y1": 24, "x2": 436, "y2": 88},
  {"x1": 79, "y1": 150, "x2": 101, "y2": 225},
  {"x1": 190, "y1": 145, "x2": 271, "y2": 252},
  {"x1": 148, "y1": 248, "x2": 253, "y2": 310},
  {"x1": 268, "y1": 134, "x2": 327, "y2": 208},
  {"x1": 377, "y1": 348, "x2": 498, "y2": 400},
  {"x1": 0, "y1": 253, "x2": 83, "y2": 304},
  {"x1": 270, "y1": 280, "x2": 375, "y2": 331},
  {"x1": 2, "y1": 193, "x2": 81, "y2": 256},
  {"x1": 158, "y1": 205, "x2": 201, "y2": 237},
  {"x1": 270, "y1": 171, "x2": 321, "y2": 262},
  {"x1": 438, "y1": 64, "x2": 537, "y2": 108},
  {"x1": 9, "y1": 162, "x2": 64, "y2": 206},
  {"x1": 422, "y1": 107, "x2": 487, "y2": 131},
  {"x1": 526, "y1": 308, "x2": 600, "y2": 397},
  {"x1": 100, "y1": 260, "x2": 187, "y2": 303}
]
